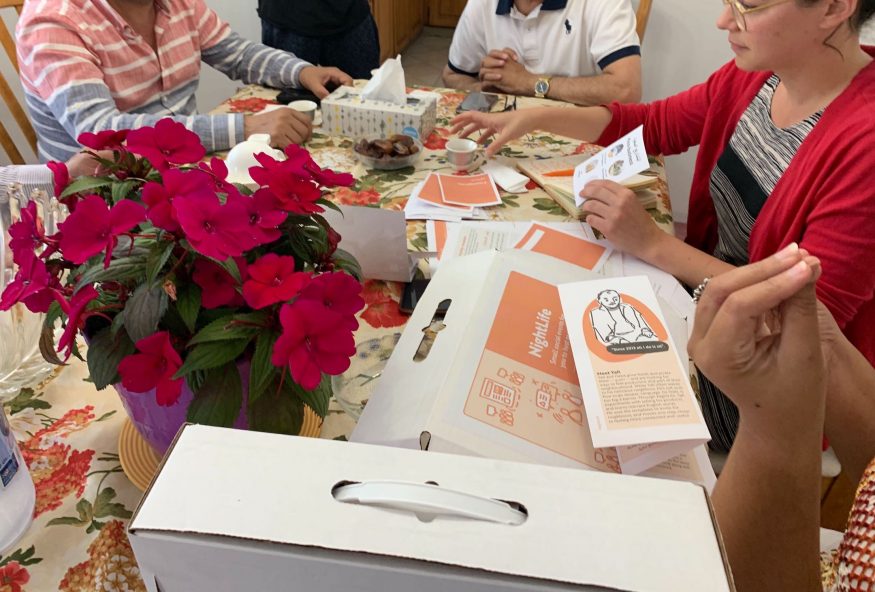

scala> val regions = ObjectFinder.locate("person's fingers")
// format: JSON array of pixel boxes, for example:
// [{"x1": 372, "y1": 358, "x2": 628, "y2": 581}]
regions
[
  {"x1": 579, "y1": 198, "x2": 611, "y2": 219},
  {"x1": 488, "y1": 49, "x2": 512, "y2": 60},
  {"x1": 481, "y1": 56, "x2": 507, "y2": 69},
  {"x1": 696, "y1": 259, "x2": 815, "y2": 368},
  {"x1": 459, "y1": 123, "x2": 484, "y2": 139},
  {"x1": 286, "y1": 111, "x2": 313, "y2": 138},
  {"x1": 449, "y1": 112, "x2": 483, "y2": 135},
  {"x1": 484, "y1": 128, "x2": 515, "y2": 157},
  {"x1": 689, "y1": 244, "x2": 805, "y2": 346},
  {"x1": 584, "y1": 213, "x2": 608, "y2": 235},
  {"x1": 309, "y1": 82, "x2": 329, "y2": 99},
  {"x1": 333, "y1": 70, "x2": 354, "y2": 85},
  {"x1": 478, "y1": 127, "x2": 498, "y2": 146},
  {"x1": 481, "y1": 71, "x2": 503, "y2": 82},
  {"x1": 777, "y1": 269, "x2": 822, "y2": 370},
  {"x1": 501, "y1": 47, "x2": 520, "y2": 61}
]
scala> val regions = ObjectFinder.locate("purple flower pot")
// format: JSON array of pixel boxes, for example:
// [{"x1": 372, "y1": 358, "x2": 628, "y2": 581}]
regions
[{"x1": 114, "y1": 363, "x2": 249, "y2": 457}]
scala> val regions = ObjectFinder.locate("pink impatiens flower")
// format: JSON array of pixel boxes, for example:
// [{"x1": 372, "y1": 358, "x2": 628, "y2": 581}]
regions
[
  {"x1": 174, "y1": 193, "x2": 247, "y2": 261},
  {"x1": 118, "y1": 331, "x2": 184, "y2": 406},
  {"x1": 56, "y1": 285, "x2": 100, "y2": 359},
  {"x1": 46, "y1": 160, "x2": 70, "y2": 201},
  {"x1": 271, "y1": 299, "x2": 356, "y2": 390},
  {"x1": 7, "y1": 201, "x2": 47, "y2": 265},
  {"x1": 0, "y1": 252, "x2": 62, "y2": 313},
  {"x1": 298, "y1": 271, "x2": 363, "y2": 330},
  {"x1": 229, "y1": 190, "x2": 287, "y2": 249},
  {"x1": 78, "y1": 129, "x2": 128, "y2": 151},
  {"x1": 125, "y1": 118, "x2": 205, "y2": 170},
  {"x1": 142, "y1": 168, "x2": 213, "y2": 233},
  {"x1": 192, "y1": 257, "x2": 246, "y2": 309},
  {"x1": 58, "y1": 194, "x2": 146, "y2": 267},
  {"x1": 241, "y1": 253, "x2": 309, "y2": 310}
]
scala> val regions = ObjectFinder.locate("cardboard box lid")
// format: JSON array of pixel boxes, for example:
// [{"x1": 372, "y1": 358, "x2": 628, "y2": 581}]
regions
[
  {"x1": 130, "y1": 424, "x2": 733, "y2": 592},
  {"x1": 321, "y1": 86, "x2": 437, "y2": 114}
]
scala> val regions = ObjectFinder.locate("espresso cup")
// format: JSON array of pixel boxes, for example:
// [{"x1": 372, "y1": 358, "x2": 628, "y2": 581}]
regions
[
  {"x1": 288, "y1": 100, "x2": 318, "y2": 121},
  {"x1": 446, "y1": 138, "x2": 484, "y2": 171}
]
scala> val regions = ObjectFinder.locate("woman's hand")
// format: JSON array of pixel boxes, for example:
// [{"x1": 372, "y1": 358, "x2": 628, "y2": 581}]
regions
[
  {"x1": 579, "y1": 180, "x2": 664, "y2": 259},
  {"x1": 688, "y1": 244, "x2": 824, "y2": 437},
  {"x1": 449, "y1": 109, "x2": 539, "y2": 157}
]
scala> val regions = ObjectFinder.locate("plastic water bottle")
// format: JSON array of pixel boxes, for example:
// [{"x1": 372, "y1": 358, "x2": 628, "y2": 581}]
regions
[{"x1": 0, "y1": 406, "x2": 35, "y2": 553}]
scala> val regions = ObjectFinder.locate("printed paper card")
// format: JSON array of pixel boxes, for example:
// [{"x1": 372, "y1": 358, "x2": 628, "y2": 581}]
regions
[
  {"x1": 417, "y1": 173, "x2": 473, "y2": 212},
  {"x1": 438, "y1": 173, "x2": 502, "y2": 207},
  {"x1": 573, "y1": 125, "x2": 649, "y2": 207},
  {"x1": 558, "y1": 276, "x2": 710, "y2": 469},
  {"x1": 513, "y1": 222, "x2": 613, "y2": 272},
  {"x1": 462, "y1": 271, "x2": 623, "y2": 473}
]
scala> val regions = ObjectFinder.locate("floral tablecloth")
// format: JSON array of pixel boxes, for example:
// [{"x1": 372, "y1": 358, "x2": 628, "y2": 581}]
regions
[{"x1": 1, "y1": 84, "x2": 673, "y2": 590}]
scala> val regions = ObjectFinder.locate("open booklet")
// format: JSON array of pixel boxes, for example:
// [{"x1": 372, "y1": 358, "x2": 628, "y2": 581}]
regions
[{"x1": 558, "y1": 275, "x2": 711, "y2": 473}]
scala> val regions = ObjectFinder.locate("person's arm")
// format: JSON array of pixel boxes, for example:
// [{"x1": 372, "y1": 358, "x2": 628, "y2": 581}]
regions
[
  {"x1": 17, "y1": 17, "x2": 247, "y2": 153},
  {"x1": 441, "y1": 65, "x2": 482, "y2": 91},
  {"x1": 689, "y1": 248, "x2": 825, "y2": 592},
  {"x1": 546, "y1": 56, "x2": 641, "y2": 105},
  {"x1": 818, "y1": 306, "x2": 875, "y2": 484}
]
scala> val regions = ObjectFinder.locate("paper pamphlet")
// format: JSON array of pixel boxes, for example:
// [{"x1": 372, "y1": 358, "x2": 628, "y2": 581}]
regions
[
  {"x1": 405, "y1": 182, "x2": 490, "y2": 222},
  {"x1": 573, "y1": 126, "x2": 651, "y2": 206},
  {"x1": 437, "y1": 173, "x2": 502, "y2": 207},
  {"x1": 418, "y1": 174, "x2": 472, "y2": 211},
  {"x1": 513, "y1": 222, "x2": 612, "y2": 272},
  {"x1": 558, "y1": 275, "x2": 710, "y2": 471},
  {"x1": 438, "y1": 221, "x2": 612, "y2": 274},
  {"x1": 459, "y1": 269, "x2": 712, "y2": 484}
]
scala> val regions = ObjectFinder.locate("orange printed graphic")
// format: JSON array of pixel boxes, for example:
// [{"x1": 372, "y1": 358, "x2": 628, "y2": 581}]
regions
[
  {"x1": 438, "y1": 173, "x2": 501, "y2": 207},
  {"x1": 433, "y1": 221, "x2": 448, "y2": 259},
  {"x1": 418, "y1": 174, "x2": 470, "y2": 211},
  {"x1": 583, "y1": 292, "x2": 668, "y2": 363},
  {"x1": 514, "y1": 223, "x2": 608, "y2": 270},
  {"x1": 464, "y1": 272, "x2": 620, "y2": 471}
]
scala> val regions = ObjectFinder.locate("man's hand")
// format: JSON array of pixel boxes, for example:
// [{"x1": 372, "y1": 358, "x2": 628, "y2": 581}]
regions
[
  {"x1": 299, "y1": 66, "x2": 354, "y2": 99},
  {"x1": 479, "y1": 48, "x2": 537, "y2": 96},
  {"x1": 66, "y1": 150, "x2": 112, "y2": 177},
  {"x1": 244, "y1": 108, "x2": 313, "y2": 148}
]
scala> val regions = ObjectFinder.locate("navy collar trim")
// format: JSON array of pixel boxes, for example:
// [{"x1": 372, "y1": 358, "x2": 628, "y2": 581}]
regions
[{"x1": 496, "y1": 0, "x2": 567, "y2": 16}]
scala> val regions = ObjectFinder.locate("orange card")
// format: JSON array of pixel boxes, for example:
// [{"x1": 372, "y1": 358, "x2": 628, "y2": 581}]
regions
[
  {"x1": 513, "y1": 223, "x2": 611, "y2": 271},
  {"x1": 417, "y1": 173, "x2": 472, "y2": 211},
  {"x1": 437, "y1": 173, "x2": 502, "y2": 207}
]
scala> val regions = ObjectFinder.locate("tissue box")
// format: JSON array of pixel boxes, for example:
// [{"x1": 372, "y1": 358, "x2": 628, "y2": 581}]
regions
[
  {"x1": 321, "y1": 86, "x2": 437, "y2": 140},
  {"x1": 128, "y1": 424, "x2": 735, "y2": 592}
]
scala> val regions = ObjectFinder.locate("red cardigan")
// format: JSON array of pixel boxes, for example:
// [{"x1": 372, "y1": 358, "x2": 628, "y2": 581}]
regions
[{"x1": 598, "y1": 49, "x2": 875, "y2": 364}]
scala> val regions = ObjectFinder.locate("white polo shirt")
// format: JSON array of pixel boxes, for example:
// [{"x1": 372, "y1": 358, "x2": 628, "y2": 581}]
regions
[{"x1": 447, "y1": 0, "x2": 640, "y2": 79}]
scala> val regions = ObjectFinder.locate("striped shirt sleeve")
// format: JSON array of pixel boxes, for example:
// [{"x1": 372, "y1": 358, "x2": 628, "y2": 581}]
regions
[
  {"x1": 17, "y1": 15, "x2": 245, "y2": 155},
  {"x1": 196, "y1": 2, "x2": 311, "y2": 89}
]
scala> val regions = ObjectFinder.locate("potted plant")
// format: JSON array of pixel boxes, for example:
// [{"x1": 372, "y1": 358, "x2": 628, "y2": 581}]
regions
[{"x1": 0, "y1": 119, "x2": 364, "y2": 455}]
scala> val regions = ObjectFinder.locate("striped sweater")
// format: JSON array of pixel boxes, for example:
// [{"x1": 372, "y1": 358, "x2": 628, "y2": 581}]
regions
[{"x1": 16, "y1": 0, "x2": 311, "y2": 162}]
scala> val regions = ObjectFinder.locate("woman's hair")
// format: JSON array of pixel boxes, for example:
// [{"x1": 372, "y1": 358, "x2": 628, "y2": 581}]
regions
[{"x1": 799, "y1": 0, "x2": 875, "y2": 31}]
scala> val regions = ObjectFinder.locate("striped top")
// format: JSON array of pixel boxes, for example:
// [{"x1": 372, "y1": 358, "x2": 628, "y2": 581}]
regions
[
  {"x1": 709, "y1": 74, "x2": 823, "y2": 265},
  {"x1": 16, "y1": 0, "x2": 311, "y2": 163}
]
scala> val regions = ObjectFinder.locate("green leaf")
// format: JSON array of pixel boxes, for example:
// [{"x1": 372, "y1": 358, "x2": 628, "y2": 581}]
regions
[
  {"x1": 4, "y1": 388, "x2": 51, "y2": 414},
  {"x1": 145, "y1": 241, "x2": 175, "y2": 287},
  {"x1": 125, "y1": 284, "x2": 169, "y2": 343},
  {"x1": 110, "y1": 179, "x2": 137, "y2": 204},
  {"x1": 188, "y1": 312, "x2": 267, "y2": 346},
  {"x1": 173, "y1": 339, "x2": 250, "y2": 379},
  {"x1": 39, "y1": 323, "x2": 65, "y2": 366},
  {"x1": 249, "y1": 330, "x2": 280, "y2": 403},
  {"x1": 247, "y1": 375, "x2": 304, "y2": 435},
  {"x1": 175, "y1": 283, "x2": 201, "y2": 333},
  {"x1": 75, "y1": 255, "x2": 148, "y2": 291},
  {"x1": 46, "y1": 516, "x2": 88, "y2": 527},
  {"x1": 331, "y1": 248, "x2": 363, "y2": 280},
  {"x1": 186, "y1": 362, "x2": 243, "y2": 427},
  {"x1": 110, "y1": 310, "x2": 126, "y2": 338},
  {"x1": 86, "y1": 328, "x2": 136, "y2": 390},
  {"x1": 92, "y1": 487, "x2": 133, "y2": 519},
  {"x1": 214, "y1": 257, "x2": 241, "y2": 283},
  {"x1": 76, "y1": 498, "x2": 93, "y2": 523},
  {"x1": 317, "y1": 198, "x2": 342, "y2": 214},
  {"x1": 298, "y1": 374, "x2": 331, "y2": 419},
  {"x1": 60, "y1": 176, "x2": 113, "y2": 198},
  {"x1": 0, "y1": 546, "x2": 42, "y2": 567}
]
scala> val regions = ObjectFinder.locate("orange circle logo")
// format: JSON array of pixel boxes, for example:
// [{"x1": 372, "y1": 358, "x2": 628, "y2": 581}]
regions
[{"x1": 583, "y1": 293, "x2": 668, "y2": 363}]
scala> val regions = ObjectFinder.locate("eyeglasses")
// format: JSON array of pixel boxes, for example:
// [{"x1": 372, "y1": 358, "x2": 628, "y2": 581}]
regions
[
  {"x1": 501, "y1": 95, "x2": 517, "y2": 112},
  {"x1": 722, "y1": 0, "x2": 793, "y2": 31}
]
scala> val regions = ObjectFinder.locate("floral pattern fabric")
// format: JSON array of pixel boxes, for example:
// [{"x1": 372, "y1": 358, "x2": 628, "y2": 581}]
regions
[{"x1": 3, "y1": 84, "x2": 674, "y2": 589}]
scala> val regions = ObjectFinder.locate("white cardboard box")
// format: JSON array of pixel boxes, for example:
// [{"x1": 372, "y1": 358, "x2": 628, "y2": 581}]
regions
[
  {"x1": 321, "y1": 86, "x2": 437, "y2": 139},
  {"x1": 351, "y1": 250, "x2": 716, "y2": 488},
  {"x1": 128, "y1": 424, "x2": 734, "y2": 592}
]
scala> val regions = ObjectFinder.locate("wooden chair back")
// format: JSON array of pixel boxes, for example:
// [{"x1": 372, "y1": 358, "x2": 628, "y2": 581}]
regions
[
  {"x1": 0, "y1": 0, "x2": 38, "y2": 164},
  {"x1": 636, "y1": 0, "x2": 654, "y2": 43}
]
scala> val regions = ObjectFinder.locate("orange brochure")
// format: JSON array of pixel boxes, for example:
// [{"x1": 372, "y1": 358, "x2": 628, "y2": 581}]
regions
[
  {"x1": 417, "y1": 173, "x2": 472, "y2": 212},
  {"x1": 462, "y1": 271, "x2": 622, "y2": 472},
  {"x1": 513, "y1": 222, "x2": 612, "y2": 272},
  {"x1": 437, "y1": 173, "x2": 502, "y2": 207}
]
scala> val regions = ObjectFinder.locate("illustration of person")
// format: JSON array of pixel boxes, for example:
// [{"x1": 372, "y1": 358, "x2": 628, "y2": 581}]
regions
[{"x1": 589, "y1": 290, "x2": 656, "y2": 345}]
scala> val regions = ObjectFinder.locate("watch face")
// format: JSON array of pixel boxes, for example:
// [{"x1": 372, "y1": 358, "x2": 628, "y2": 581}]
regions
[{"x1": 535, "y1": 80, "x2": 548, "y2": 95}]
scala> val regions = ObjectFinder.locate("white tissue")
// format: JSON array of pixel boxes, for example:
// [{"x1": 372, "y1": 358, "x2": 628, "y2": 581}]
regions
[
  {"x1": 482, "y1": 160, "x2": 530, "y2": 193},
  {"x1": 361, "y1": 55, "x2": 407, "y2": 105}
]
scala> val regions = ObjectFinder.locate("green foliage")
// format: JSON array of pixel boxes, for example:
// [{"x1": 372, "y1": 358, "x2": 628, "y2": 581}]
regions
[
  {"x1": 172, "y1": 338, "x2": 251, "y2": 378},
  {"x1": 125, "y1": 284, "x2": 169, "y2": 343},
  {"x1": 86, "y1": 328, "x2": 136, "y2": 390},
  {"x1": 187, "y1": 362, "x2": 243, "y2": 427},
  {"x1": 247, "y1": 373, "x2": 304, "y2": 436}
]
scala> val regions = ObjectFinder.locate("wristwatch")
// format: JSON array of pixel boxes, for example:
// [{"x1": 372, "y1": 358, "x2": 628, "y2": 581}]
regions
[{"x1": 534, "y1": 76, "x2": 552, "y2": 98}]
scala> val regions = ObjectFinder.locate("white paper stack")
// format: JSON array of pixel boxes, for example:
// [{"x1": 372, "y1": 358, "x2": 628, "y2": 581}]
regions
[{"x1": 404, "y1": 180, "x2": 491, "y2": 221}]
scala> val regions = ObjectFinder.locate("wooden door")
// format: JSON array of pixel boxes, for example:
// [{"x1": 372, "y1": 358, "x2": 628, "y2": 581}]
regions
[
  {"x1": 394, "y1": 0, "x2": 427, "y2": 56},
  {"x1": 369, "y1": 0, "x2": 396, "y2": 63},
  {"x1": 428, "y1": 0, "x2": 466, "y2": 27}
]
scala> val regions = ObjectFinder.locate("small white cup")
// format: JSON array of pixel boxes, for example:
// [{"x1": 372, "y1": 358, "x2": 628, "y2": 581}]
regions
[
  {"x1": 445, "y1": 138, "x2": 484, "y2": 171},
  {"x1": 225, "y1": 133, "x2": 284, "y2": 185},
  {"x1": 288, "y1": 100, "x2": 318, "y2": 121}
]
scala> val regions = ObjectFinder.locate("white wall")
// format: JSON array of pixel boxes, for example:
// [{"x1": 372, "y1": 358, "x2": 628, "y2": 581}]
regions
[{"x1": 635, "y1": 0, "x2": 733, "y2": 222}]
